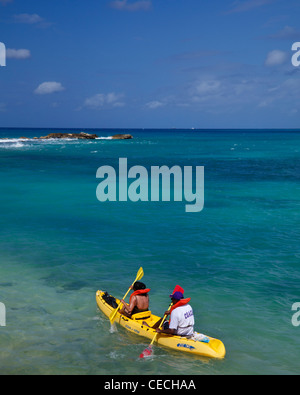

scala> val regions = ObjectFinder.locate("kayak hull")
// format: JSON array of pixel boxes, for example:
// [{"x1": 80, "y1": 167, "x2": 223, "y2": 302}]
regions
[{"x1": 96, "y1": 290, "x2": 226, "y2": 359}]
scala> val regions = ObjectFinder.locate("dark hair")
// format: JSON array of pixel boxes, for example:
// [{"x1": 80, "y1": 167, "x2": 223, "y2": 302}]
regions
[{"x1": 133, "y1": 281, "x2": 146, "y2": 291}]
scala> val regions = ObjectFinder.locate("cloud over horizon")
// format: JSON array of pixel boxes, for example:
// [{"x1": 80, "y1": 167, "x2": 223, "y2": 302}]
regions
[
  {"x1": 145, "y1": 100, "x2": 166, "y2": 110},
  {"x1": 83, "y1": 92, "x2": 125, "y2": 109}
]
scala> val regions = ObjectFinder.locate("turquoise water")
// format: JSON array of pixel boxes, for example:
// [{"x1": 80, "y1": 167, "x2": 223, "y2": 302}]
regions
[{"x1": 0, "y1": 128, "x2": 299, "y2": 375}]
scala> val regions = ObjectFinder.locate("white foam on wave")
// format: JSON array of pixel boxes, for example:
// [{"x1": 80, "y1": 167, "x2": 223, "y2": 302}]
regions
[
  {"x1": 37, "y1": 138, "x2": 79, "y2": 144},
  {"x1": 109, "y1": 323, "x2": 118, "y2": 333},
  {"x1": 0, "y1": 138, "x2": 28, "y2": 144},
  {"x1": 13, "y1": 142, "x2": 24, "y2": 148},
  {"x1": 0, "y1": 139, "x2": 25, "y2": 148},
  {"x1": 0, "y1": 136, "x2": 113, "y2": 148}
]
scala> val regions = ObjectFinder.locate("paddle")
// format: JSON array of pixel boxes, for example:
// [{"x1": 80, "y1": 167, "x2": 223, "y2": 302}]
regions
[
  {"x1": 139, "y1": 302, "x2": 173, "y2": 358},
  {"x1": 109, "y1": 267, "x2": 144, "y2": 325}
]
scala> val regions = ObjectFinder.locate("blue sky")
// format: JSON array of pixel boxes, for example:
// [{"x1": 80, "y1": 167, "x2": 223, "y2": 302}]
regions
[{"x1": 0, "y1": 0, "x2": 300, "y2": 129}]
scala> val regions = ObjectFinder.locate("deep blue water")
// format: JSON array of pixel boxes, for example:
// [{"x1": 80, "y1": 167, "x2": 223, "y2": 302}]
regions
[{"x1": 0, "y1": 128, "x2": 299, "y2": 375}]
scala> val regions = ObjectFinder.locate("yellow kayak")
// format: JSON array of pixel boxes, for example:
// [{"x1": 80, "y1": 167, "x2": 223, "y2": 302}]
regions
[{"x1": 96, "y1": 290, "x2": 226, "y2": 359}]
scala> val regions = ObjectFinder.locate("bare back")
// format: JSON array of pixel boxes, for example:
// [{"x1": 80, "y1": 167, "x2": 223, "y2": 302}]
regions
[
  {"x1": 136, "y1": 294, "x2": 149, "y2": 311},
  {"x1": 129, "y1": 294, "x2": 149, "y2": 313}
]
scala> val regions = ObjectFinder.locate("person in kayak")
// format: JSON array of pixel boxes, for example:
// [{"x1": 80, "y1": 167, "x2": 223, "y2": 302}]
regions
[
  {"x1": 120, "y1": 281, "x2": 150, "y2": 317},
  {"x1": 155, "y1": 285, "x2": 195, "y2": 337}
]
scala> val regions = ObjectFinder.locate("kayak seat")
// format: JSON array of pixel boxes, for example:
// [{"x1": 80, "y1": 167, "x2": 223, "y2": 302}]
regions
[{"x1": 131, "y1": 311, "x2": 152, "y2": 321}]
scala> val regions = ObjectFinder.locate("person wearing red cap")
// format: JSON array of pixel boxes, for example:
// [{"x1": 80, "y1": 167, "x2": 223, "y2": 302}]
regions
[{"x1": 156, "y1": 285, "x2": 195, "y2": 337}]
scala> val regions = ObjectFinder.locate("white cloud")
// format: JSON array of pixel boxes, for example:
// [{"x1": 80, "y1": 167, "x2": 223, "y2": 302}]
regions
[
  {"x1": 14, "y1": 13, "x2": 52, "y2": 28},
  {"x1": 194, "y1": 80, "x2": 222, "y2": 95},
  {"x1": 83, "y1": 92, "x2": 125, "y2": 109},
  {"x1": 14, "y1": 13, "x2": 43, "y2": 24},
  {"x1": 6, "y1": 48, "x2": 31, "y2": 59},
  {"x1": 146, "y1": 66, "x2": 300, "y2": 118},
  {"x1": 226, "y1": 0, "x2": 275, "y2": 14},
  {"x1": 145, "y1": 100, "x2": 166, "y2": 109},
  {"x1": 110, "y1": 0, "x2": 152, "y2": 11},
  {"x1": 146, "y1": 74, "x2": 265, "y2": 115},
  {"x1": 265, "y1": 50, "x2": 288, "y2": 66},
  {"x1": 259, "y1": 78, "x2": 300, "y2": 108},
  {"x1": 34, "y1": 82, "x2": 65, "y2": 95},
  {"x1": 181, "y1": 74, "x2": 263, "y2": 113},
  {"x1": 268, "y1": 26, "x2": 300, "y2": 41}
]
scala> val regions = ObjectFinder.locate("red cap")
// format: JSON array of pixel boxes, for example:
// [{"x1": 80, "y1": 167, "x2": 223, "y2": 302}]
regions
[{"x1": 170, "y1": 285, "x2": 184, "y2": 297}]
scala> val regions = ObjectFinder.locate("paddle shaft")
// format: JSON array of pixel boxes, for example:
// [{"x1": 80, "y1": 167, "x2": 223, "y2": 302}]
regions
[
  {"x1": 150, "y1": 303, "x2": 173, "y2": 346},
  {"x1": 109, "y1": 267, "x2": 144, "y2": 324}
]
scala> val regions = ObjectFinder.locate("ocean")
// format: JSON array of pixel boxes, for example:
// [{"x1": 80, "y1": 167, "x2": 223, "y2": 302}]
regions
[{"x1": 0, "y1": 128, "x2": 299, "y2": 375}]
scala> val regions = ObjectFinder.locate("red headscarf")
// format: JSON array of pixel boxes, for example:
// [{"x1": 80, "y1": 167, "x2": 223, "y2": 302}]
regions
[
  {"x1": 169, "y1": 285, "x2": 191, "y2": 314},
  {"x1": 170, "y1": 285, "x2": 185, "y2": 296}
]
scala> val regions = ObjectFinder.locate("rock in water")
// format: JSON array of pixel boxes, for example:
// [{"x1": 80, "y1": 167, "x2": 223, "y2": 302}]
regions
[
  {"x1": 111, "y1": 134, "x2": 133, "y2": 140},
  {"x1": 39, "y1": 132, "x2": 98, "y2": 140}
]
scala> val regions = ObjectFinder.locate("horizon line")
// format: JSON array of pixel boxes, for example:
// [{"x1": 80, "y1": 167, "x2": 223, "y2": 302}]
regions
[{"x1": 1, "y1": 127, "x2": 300, "y2": 131}]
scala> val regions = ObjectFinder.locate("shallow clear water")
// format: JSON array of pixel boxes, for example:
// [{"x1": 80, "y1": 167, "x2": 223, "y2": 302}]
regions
[{"x1": 0, "y1": 128, "x2": 299, "y2": 374}]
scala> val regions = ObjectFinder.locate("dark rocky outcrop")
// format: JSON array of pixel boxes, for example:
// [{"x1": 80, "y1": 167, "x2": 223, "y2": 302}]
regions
[
  {"x1": 38, "y1": 132, "x2": 98, "y2": 140},
  {"x1": 111, "y1": 134, "x2": 133, "y2": 140},
  {"x1": 0, "y1": 132, "x2": 134, "y2": 141}
]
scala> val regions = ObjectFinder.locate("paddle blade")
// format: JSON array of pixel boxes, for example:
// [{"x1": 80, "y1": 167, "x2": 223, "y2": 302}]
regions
[
  {"x1": 110, "y1": 267, "x2": 144, "y2": 325},
  {"x1": 136, "y1": 267, "x2": 144, "y2": 282},
  {"x1": 109, "y1": 305, "x2": 120, "y2": 324},
  {"x1": 139, "y1": 345, "x2": 153, "y2": 359}
]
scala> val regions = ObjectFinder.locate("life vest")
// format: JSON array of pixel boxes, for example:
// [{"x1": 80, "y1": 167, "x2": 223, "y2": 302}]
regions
[
  {"x1": 129, "y1": 289, "x2": 151, "y2": 302},
  {"x1": 170, "y1": 298, "x2": 191, "y2": 315}
]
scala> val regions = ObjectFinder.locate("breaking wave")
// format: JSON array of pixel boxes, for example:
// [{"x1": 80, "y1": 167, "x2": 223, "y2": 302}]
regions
[{"x1": 0, "y1": 136, "x2": 114, "y2": 148}]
